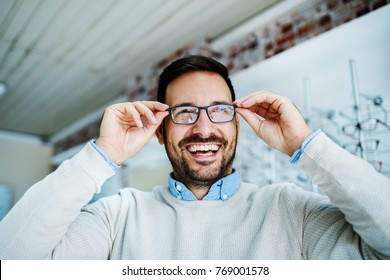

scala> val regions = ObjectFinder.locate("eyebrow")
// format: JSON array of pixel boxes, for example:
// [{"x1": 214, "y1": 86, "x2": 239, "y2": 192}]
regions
[{"x1": 173, "y1": 100, "x2": 232, "y2": 107}]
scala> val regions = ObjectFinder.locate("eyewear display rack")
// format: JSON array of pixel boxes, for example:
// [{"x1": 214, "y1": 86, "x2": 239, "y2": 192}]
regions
[{"x1": 236, "y1": 60, "x2": 390, "y2": 192}]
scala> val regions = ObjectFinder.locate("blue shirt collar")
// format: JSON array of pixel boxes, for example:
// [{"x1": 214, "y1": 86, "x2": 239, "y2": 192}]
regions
[{"x1": 168, "y1": 169, "x2": 240, "y2": 201}]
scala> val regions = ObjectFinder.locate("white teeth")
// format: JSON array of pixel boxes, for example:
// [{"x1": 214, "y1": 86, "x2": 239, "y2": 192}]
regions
[{"x1": 188, "y1": 144, "x2": 219, "y2": 152}]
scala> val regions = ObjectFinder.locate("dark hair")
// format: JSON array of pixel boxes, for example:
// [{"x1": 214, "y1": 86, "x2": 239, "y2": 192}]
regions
[{"x1": 157, "y1": 55, "x2": 235, "y2": 103}]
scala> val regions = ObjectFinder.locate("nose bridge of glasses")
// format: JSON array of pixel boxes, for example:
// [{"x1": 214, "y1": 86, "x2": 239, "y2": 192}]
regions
[
  {"x1": 198, "y1": 106, "x2": 214, "y2": 123},
  {"x1": 188, "y1": 108, "x2": 216, "y2": 136}
]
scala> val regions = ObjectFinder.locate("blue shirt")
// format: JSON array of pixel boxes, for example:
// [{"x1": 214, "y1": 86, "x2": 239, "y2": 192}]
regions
[{"x1": 168, "y1": 170, "x2": 240, "y2": 201}]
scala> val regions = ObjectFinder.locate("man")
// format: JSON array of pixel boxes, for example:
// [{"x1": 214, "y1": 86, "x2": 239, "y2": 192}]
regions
[{"x1": 0, "y1": 55, "x2": 389, "y2": 259}]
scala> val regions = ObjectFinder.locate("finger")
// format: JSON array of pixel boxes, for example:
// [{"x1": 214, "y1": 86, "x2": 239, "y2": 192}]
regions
[
  {"x1": 235, "y1": 91, "x2": 281, "y2": 109},
  {"x1": 237, "y1": 92, "x2": 293, "y2": 122},
  {"x1": 121, "y1": 102, "x2": 144, "y2": 127},
  {"x1": 144, "y1": 110, "x2": 169, "y2": 129},
  {"x1": 244, "y1": 103, "x2": 279, "y2": 119},
  {"x1": 134, "y1": 101, "x2": 157, "y2": 125},
  {"x1": 142, "y1": 101, "x2": 169, "y2": 112},
  {"x1": 155, "y1": 110, "x2": 169, "y2": 123},
  {"x1": 142, "y1": 111, "x2": 169, "y2": 137},
  {"x1": 106, "y1": 102, "x2": 143, "y2": 128},
  {"x1": 234, "y1": 90, "x2": 271, "y2": 107},
  {"x1": 235, "y1": 107, "x2": 264, "y2": 136}
]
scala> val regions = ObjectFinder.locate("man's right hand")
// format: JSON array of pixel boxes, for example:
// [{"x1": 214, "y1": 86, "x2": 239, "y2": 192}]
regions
[{"x1": 95, "y1": 101, "x2": 169, "y2": 165}]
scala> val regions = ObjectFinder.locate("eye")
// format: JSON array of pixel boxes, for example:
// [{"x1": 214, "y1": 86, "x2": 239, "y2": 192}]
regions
[
  {"x1": 175, "y1": 107, "x2": 197, "y2": 116},
  {"x1": 211, "y1": 105, "x2": 233, "y2": 114},
  {"x1": 171, "y1": 106, "x2": 199, "y2": 123}
]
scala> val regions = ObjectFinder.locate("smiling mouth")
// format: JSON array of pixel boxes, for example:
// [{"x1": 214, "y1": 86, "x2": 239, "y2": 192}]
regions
[{"x1": 186, "y1": 144, "x2": 221, "y2": 157}]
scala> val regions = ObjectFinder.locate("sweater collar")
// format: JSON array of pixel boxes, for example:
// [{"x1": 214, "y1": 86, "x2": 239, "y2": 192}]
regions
[{"x1": 168, "y1": 169, "x2": 240, "y2": 201}]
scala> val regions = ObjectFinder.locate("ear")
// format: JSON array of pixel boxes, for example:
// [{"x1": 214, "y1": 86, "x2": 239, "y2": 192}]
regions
[{"x1": 155, "y1": 123, "x2": 165, "y2": 145}]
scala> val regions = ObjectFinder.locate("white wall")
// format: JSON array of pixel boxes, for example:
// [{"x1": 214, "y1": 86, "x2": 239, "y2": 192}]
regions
[{"x1": 0, "y1": 137, "x2": 52, "y2": 207}]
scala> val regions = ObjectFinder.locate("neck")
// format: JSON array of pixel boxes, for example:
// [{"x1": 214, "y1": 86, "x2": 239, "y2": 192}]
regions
[
  {"x1": 188, "y1": 185, "x2": 210, "y2": 200},
  {"x1": 172, "y1": 173, "x2": 213, "y2": 200}
]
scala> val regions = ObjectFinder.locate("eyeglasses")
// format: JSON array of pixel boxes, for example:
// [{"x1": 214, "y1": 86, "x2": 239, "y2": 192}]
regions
[
  {"x1": 369, "y1": 160, "x2": 383, "y2": 172},
  {"x1": 166, "y1": 104, "x2": 236, "y2": 125},
  {"x1": 368, "y1": 160, "x2": 390, "y2": 176},
  {"x1": 342, "y1": 139, "x2": 380, "y2": 155},
  {"x1": 342, "y1": 118, "x2": 390, "y2": 138},
  {"x1": 339, "y1": 95, "x2": 388, "y2": 124}
]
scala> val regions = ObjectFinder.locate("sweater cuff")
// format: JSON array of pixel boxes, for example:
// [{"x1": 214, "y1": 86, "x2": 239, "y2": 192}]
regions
[
  {"x1": 89, "y1": 140, "x2": 121, "y2": 170},
  {"x1": 289, "y1": 129, "x2": 322, "y2": 164},
  {"x1": 75, "y1": 143, "x2": 116, "y2": 193}
]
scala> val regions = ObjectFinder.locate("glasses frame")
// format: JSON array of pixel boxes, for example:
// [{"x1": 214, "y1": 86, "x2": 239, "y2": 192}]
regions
[
  {"x1": 342, "y1": 118, "x2": 390, "y2": 139},
  {"x1": 342, "y1": 139, "x2": 380, "y2": 155},
  {"x1": 166, "y1": 104, "x2": 236, "y2": 125}
]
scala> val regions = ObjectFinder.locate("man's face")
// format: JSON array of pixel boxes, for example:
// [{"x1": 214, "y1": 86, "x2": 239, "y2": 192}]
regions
[{"x1": 157, "y1": 71, "x2": 239, "y2": 187}]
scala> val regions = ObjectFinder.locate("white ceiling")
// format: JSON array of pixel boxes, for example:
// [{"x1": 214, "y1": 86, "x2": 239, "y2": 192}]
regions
[{"x1": 0, "y1": 0, "x2": 281, "y2": 140}]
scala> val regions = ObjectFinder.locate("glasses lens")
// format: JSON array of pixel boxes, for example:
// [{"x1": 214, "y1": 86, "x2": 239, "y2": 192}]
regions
[
  {"x1": 171, "y1": 106, "x2": 198, "y2": 124},
  {"x1": 369, "y1": 160, "x2": 382, "y2": 172},
  {"x1": 208, "y1": 104, "x2": 235, "y2": 123},
  {"x1": 342, "y1": 123, "x2": 358, "y2": 137},
  {"x1": 362, "y1": 139, "x2": 379, "y2": 152},
  {"x1": 343, "y1": 142, "x2": 359, "y2": 154},
  {"x1": 361, "y1": 118, "x2": 377, "y2": 131}
]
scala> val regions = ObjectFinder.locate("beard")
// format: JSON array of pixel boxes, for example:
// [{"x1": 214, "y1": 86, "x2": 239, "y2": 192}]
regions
[{"x1": 163, "y1": 126, "x2": 238, "y2": 189}]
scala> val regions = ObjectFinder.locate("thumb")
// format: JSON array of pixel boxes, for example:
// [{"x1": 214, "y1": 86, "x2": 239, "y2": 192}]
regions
[
  {"x1": 236, "y1": 108, "x2": 264, "y2": 136},
  {"x1": 142, "y1": 111, "x2": 169, "y2": 138}
]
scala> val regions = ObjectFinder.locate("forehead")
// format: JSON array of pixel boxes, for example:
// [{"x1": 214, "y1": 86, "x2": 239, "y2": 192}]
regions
[{"x1": 165, "y1": 71, "x2": 232, "y2": 106}]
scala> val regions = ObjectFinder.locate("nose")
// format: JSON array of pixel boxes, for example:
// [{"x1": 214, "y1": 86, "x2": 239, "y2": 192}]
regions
[{"x1": 191, "y1": 108, "x2": 214, "y2": 136}]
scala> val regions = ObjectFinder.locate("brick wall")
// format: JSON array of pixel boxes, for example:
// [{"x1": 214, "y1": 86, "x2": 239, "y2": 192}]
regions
[{"x1": 219, "y1": 0, "x2": 389, "y2": 72}]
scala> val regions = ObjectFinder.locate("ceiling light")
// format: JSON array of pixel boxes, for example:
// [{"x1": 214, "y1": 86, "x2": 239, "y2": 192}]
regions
[{"x1": 0, "y1": 81, "x2": 9, "y2": 98}]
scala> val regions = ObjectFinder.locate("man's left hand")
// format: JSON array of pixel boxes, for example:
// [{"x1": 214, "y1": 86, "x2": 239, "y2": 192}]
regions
[{"x1": 234, "y1": 90, "x2": 312, "y2": 156}]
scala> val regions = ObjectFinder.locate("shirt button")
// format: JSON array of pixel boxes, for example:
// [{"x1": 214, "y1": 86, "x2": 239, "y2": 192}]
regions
[
  {"x1": 222, "y1": 194, "x2": 228, "y2": 200},
  {"x1": 177, "y1": 195, "x2": 181, "y2": 199},
  {"x1": 176, "y1": 185, "x2": 182, "y2": 191}
]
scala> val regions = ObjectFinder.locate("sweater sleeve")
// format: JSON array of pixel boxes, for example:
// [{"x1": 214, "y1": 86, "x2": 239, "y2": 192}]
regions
[
  {"x1": 0, "y1": 143, "x2": 115, "y2": 259},
  {"x1": 298, "y1": 132, "x2": 390, "y2": 259}
]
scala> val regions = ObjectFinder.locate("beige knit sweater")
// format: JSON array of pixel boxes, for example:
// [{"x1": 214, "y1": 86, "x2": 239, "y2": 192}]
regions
[{"x1": 0, "y1": 133, "x2": 389, "y2": 259}]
